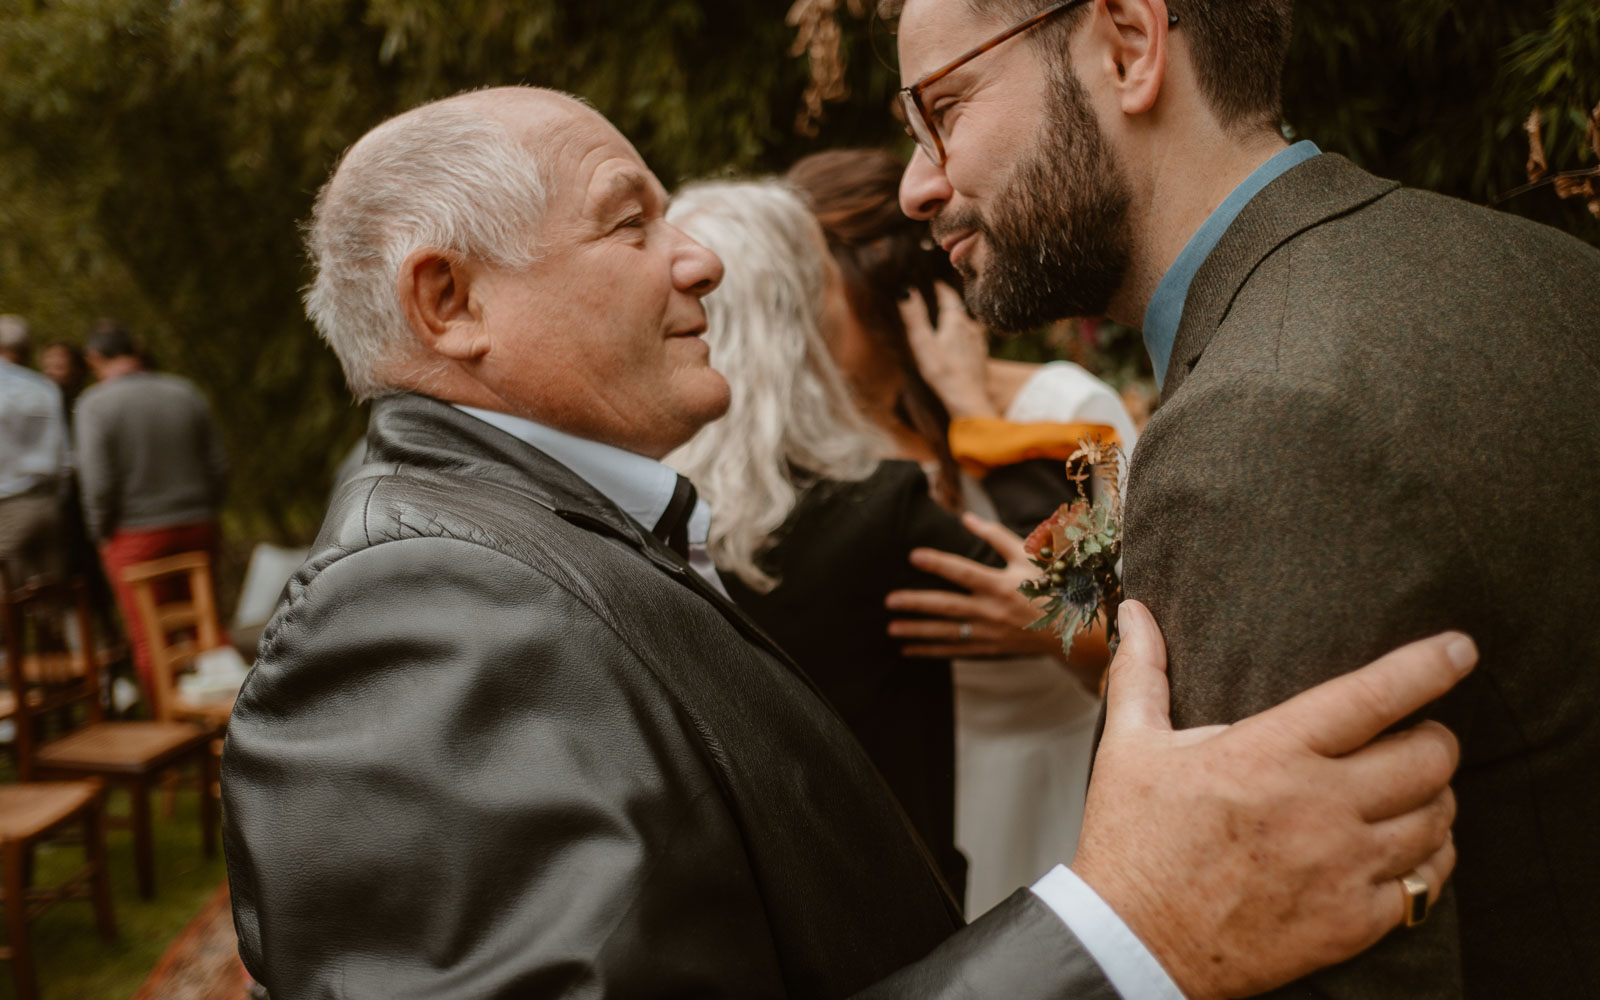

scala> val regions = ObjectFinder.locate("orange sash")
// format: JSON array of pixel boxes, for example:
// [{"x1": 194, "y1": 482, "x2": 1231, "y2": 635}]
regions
[{"x1": 947, "y1": 417, "x2": 1121, "y2": 478}]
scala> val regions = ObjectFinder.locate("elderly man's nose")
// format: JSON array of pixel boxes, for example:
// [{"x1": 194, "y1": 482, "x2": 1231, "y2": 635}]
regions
[
  {"x1": 676, "y1": 237, "x2": 724, "y2": 297},
  {"x1": 899, "y1": 152, "x2": 951, "y2": 221}
]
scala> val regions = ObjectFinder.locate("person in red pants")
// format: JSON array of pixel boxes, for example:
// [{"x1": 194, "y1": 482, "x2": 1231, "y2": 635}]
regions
[{"x1": 74, "y1": 321, "x2": 228, "y2": 703}]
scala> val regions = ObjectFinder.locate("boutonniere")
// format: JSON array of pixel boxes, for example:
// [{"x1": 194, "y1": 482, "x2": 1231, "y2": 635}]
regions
[{"x1": 1019, "y1": 437, "x2": 1125, "y2": 654}]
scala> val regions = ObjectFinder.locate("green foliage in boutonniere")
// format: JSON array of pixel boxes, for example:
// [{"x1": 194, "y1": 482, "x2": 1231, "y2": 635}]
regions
[{"x1": 1019, "y1": 437, "x2": 1125, "y2": 655}]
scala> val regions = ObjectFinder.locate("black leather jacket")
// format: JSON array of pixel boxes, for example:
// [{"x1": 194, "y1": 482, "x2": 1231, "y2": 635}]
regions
[{"x1": 222, "y1": 394, "x2": 1113, "y2": 998}]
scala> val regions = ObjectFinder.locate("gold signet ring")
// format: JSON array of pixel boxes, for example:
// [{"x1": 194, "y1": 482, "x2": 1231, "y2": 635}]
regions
[{"x1": 1400, "y1": 871, "x2": 1431, "y2": 927}]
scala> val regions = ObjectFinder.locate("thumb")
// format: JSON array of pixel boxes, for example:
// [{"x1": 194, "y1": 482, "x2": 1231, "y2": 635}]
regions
[{"x1": 1101, "y1": 600, "x2": 1174, "y2": 737}]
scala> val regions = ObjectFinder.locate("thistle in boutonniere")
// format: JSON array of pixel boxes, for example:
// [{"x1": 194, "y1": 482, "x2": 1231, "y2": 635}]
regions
[{"x1": 1019, "y1": 437, "x2": 1125, "y2": 655}]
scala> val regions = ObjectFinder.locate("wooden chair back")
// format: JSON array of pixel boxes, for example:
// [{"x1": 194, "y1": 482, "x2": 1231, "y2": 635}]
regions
[
  {"x1": 118, "y1": 552, "x2": 225, "y2": 723},
  {"x1": 1, "y1": 578, "x2": 103, "y2": 781}
]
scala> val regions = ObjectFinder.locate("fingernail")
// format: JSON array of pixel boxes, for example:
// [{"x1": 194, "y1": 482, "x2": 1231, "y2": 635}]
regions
[
  {"x1": 1117, "y1": 603, "x2": 1128, "y2": 632},
  {"x1": 1445, "y1": 634, "x2": 1477, "y2": 674},
  {"x1": 885, "y1": 594, "x2": 904, "y2": 609}
]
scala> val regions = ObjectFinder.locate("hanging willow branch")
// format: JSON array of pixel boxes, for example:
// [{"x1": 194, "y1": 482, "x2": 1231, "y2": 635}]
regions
[
  {"x1": 786, "y1": 0, "x2": 868, "y2": 136},
  {"x1": 1502, "y1": 103, "x2": 1600, "y2": 218}
]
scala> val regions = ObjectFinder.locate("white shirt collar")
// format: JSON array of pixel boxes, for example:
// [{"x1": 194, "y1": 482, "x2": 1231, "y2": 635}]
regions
[{"x1": 452, "y1": 405, "x2": 711, "y2": 550}]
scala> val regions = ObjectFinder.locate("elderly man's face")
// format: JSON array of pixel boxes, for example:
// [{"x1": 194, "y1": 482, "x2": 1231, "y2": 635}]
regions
[
  {"x1": 470, "y1": 99, "x2": 728, "y2": 458},
  {"x1": 895, "y1": 0, "x2": 1134, "y2": 327}
]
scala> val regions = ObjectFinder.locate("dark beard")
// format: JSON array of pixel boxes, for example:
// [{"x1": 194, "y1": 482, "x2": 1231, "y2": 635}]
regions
[{"x1": 946, "y1": 64, "x2": 1133, "y2": 330}]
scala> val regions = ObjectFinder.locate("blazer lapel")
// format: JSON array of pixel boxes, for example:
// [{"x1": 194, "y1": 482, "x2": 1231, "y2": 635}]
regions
[{"x1": 1162, "y1": 154, "x2": 1399, "y2": 400}]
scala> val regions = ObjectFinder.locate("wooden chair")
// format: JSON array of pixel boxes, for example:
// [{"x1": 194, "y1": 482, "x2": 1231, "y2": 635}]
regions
[
  {"x1": 118, "y1": 552, "x2": 235, "y2": 731},
  {"x1": 2, "y1": 578, "x2": 217, "y2": 900},
  {"x1": 0, "y1": 781, "x2": 117, "y2": 1000}
]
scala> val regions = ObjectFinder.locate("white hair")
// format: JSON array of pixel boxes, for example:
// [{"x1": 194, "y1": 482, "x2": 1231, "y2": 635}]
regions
[
  {"x1": 303, "y1": 91, "x2": 555, "y2": 400},
  {"x1": 0, "y1": 314, "x2": 30, "y2": 355},
  {"x1": 665, "y1": 180, "x2": 888, "y2": 592}
]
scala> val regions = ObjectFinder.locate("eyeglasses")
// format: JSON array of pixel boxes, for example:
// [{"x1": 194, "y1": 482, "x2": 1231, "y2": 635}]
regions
[{"x1": 897, "y1": 0, "x2": 1179, "y2": 167}]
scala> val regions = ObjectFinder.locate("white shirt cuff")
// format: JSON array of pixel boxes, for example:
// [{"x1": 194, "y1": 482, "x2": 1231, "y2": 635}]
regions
[{"x1": 1030, "y1": 864, "x2": 1185, "y2": 1000}]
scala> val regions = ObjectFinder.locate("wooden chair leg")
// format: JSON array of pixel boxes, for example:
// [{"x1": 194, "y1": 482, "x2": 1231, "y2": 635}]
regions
[
  {"x1": 198, "y1": 750, "x2": 218, "y2": 858},
  {"x1": 160, "y1": 770, "x2": 179, "y2": 821},
  {"x1": 84, "y1": 797, "x2": 117, "y2": 942},
  {"x1": 2, "y1": 839, "x2": 39, "y2": 1000},
  {"x1": 130, "y1": 778, "x2": 156, "y2": 900}
]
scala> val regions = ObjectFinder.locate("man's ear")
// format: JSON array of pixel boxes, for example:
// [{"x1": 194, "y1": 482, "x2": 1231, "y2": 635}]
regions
[
  {"x1": 1089, "y1": 0, "x2": 1170, "y2": 117},
  {"x1": 397, "y1": 248, "x2": 492, "y2": 363}
]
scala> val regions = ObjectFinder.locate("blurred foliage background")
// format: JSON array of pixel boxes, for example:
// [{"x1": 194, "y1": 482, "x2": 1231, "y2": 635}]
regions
[{"x1": 1, "y1": 0, "x2": 1596, "y2": 552}]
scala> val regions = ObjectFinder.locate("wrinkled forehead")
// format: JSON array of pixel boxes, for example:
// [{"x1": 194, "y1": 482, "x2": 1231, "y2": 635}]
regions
[{"x1": 519, "y1": 103, "x2": 667, "y2": 219}]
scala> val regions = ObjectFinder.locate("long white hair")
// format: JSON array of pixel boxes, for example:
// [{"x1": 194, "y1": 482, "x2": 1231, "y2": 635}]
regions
[{"x1": 666, "y1": 180, "x2": 887, "y2": 592}]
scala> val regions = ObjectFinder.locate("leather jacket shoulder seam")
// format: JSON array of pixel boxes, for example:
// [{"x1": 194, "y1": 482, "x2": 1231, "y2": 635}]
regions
[{"x1": 358, "y1": 468, "x2": 390, "y2": 548}]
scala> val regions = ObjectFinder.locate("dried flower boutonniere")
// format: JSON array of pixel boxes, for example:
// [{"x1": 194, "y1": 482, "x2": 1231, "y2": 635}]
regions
[{"x1": 1019, "y1": 437, "x2": 1125, "y2": 655}]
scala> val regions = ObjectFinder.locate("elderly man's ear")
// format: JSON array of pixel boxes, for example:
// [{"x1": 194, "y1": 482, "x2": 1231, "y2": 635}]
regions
[{"x1": 398, "y1": 249, "x2": 493, "y2": 362}]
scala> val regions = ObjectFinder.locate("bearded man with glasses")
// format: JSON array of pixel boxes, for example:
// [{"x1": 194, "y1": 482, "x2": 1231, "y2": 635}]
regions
[{"x1": 890, "y1": 1, "x2": 1600, "y2": 997}]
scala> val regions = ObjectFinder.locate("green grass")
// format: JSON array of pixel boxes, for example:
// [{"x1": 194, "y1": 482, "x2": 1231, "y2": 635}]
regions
[{"x1": 0, "y1": 769, "x2": 227, "y2": 1000}]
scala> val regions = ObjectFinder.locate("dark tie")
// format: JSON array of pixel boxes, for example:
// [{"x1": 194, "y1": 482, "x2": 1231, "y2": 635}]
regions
[{"x1": 653, "y1": 475, "x2": 698, "y2": 559}]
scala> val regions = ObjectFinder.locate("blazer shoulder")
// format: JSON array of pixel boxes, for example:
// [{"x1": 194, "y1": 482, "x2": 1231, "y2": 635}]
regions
[{"x1": 1197, "y1": 184, "x2": 1600, "y2": 398}]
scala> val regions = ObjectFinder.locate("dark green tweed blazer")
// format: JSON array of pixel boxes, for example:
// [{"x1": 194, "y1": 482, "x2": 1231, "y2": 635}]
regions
[{"x1": 1123, "y1": 154, "x2": 1600, "y2": 998}]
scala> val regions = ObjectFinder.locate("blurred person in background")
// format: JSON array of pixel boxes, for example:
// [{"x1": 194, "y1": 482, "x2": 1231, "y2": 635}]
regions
[
  {"x1": 0, "y1": 313, "x2": 34, "y2": 368},
  {"x1": 76, "y1": 320, "x2": 228, "y2": 702},
  {"x1": 788, "y1": 149, "x2": 1137, "y2": 913},
  {"x1": 788, "y1": 150, "x2": 1136, "y2": 517},
  {"x1": 666, "y1": 178, "x2": 1110, "y2": 908},
  {"x1": 39, "y1": 338, "x2": 118, "y2": 632},
  {"x1": 0, "y1": 313, "x2": 71, "y2": 588},
  {"x1": 40, "y1": 340, "x2": 90, "y2": 425}
]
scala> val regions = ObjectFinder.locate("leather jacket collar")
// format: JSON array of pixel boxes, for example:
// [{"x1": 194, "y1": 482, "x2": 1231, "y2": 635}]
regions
[{"x1": 356, "y1": 392, "x2": 805, "y2": 676}]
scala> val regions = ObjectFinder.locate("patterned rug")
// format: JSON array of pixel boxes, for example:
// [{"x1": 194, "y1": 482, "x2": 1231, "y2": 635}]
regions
[{"x1": 130, "y1": 883, "x2": 254, "y2": 1000}]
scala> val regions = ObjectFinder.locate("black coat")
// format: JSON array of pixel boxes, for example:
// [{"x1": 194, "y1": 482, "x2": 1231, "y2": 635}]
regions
[
  {"x1": 724, "y1": 462, "x2": 986, "y2": 898},
  {"x1": 725, "y1": 459, "x2": 1072, "y2": 902},
  {"x1": 222, "y1": 394, "x2": 1117, "y2": 999}
]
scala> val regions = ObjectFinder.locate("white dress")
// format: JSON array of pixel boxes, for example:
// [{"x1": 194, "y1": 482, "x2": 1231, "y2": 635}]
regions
[{"x1": 951, "y1": 361, "x2": 1139, "y2": 916}]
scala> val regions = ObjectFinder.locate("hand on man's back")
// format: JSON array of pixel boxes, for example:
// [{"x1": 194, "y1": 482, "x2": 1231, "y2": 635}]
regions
[{"x1": 1074, "y1": 600, "x2": 1467, "y2": 999}]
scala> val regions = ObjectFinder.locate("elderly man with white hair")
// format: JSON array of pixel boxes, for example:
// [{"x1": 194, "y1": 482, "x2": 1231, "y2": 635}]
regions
[
  {"x1": 222, "y1": 87, "x2": 1470, "y2": 999},
  {"x1": 0, "y1": 314, "x2": 71, "y2": 587}
]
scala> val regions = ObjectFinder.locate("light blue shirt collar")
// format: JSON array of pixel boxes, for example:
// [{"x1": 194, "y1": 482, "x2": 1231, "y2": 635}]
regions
[
  {"x1": 1141, "y1": 141, "x2": 1321, "y2": 386},
  {"x1": 452, "y1": 405, "x2": 710, "y2": 548}
]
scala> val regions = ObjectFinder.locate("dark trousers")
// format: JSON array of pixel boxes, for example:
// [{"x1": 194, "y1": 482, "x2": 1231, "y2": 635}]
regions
[{"x1": 0, "y1": 488, "x2": 65, "y2": 589}]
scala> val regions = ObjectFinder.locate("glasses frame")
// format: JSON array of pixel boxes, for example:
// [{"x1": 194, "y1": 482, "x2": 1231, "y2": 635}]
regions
[{"x1": 897, "y1": 0, "x2": 1178, "y2": 167}]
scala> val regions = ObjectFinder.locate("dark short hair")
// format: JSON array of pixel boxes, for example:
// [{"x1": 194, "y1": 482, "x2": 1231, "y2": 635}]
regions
[
  {"x1": 884, "y1": 0, "x2": 1293, "y2": 133},
  {"x1": 84, "y1": 319, "x2": 138, "y2": 360}
]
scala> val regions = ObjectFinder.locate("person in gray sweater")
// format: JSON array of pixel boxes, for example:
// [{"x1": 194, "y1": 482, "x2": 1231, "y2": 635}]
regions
[{"x1": 75, "y1": 322, "x2": 228, "y2": 699}]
